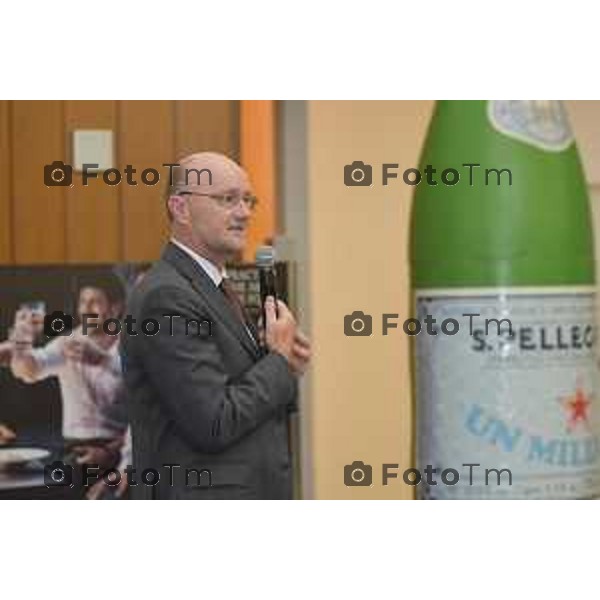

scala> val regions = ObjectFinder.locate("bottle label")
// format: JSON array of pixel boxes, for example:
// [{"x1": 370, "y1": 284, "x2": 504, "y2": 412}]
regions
[
  {"x1": 488, "y1": 100, "x2": 574, "y2": 152},
  {"x1": 415, "y1": 287, "x2": 599, "y2": 499}
]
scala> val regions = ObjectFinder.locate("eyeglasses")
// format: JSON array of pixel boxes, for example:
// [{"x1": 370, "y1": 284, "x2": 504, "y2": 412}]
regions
[{"x1": 177, "y1": 191, "x2": 259, "y2": 211}]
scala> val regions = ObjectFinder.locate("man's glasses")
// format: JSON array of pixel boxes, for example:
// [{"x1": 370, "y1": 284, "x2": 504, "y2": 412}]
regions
[{"x1": 177, "y1": 190, "x2": 259, "y2": 211}]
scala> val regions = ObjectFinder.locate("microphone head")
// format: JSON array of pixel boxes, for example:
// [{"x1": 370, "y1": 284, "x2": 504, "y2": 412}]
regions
[{"x1": 255, "y1": 245, "x2": 276, "y2": 269}]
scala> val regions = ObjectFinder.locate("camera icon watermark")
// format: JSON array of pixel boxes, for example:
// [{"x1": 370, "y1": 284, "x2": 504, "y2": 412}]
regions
[
  {"x1": 344, "y1": 311, "x2": 372, "y2": 336},
  {"x1": 44, "y1": 311, "x2": 74, "y2": 337},
  {"x1": 344, "y1": 161, "x2": 372, "y2": 187},
  {"x1": 344, "y1": 461, "x2": 373, "y2": 486},
  {"x1": 44, "y1": 161, "x2": 73, "y2": 187},
  {"x1": 44, "y1": 461, "x2": 74, "y2": 487}
]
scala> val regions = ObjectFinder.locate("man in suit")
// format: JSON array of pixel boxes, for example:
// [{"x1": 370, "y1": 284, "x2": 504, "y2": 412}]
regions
[{"x1": 121, "y1": 152, "x2": 311, "y2": 499}]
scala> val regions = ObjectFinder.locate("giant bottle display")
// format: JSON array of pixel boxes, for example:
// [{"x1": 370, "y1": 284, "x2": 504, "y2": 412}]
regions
[{"x1": 411, "y1": 100, "x2": 599, "y2": 498}]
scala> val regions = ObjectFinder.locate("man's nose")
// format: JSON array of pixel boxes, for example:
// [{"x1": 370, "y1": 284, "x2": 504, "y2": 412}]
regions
[{"x1": 235, "y1": 200, "x2": 252, "y2": 219}]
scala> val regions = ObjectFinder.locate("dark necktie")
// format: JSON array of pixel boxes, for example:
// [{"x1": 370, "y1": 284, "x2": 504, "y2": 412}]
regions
[{"x1": 219, "y1": 278, "x2": 260, "y2": 347}]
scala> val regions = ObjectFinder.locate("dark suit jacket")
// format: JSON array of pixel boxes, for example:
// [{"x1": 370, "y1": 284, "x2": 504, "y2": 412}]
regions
[{"x1": 121, "y1": 242, "x2": 298, "y2": 499}]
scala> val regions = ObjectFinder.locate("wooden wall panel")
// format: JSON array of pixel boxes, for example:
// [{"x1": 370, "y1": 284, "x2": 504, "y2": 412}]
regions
[
  {"x1": 64, "y1": 101, "x2": 120, "y2": 263},
  {"x1": 0, "y1": 101, "x2": 11, "y2": 263},
  {"x1": 12, "y1": 101, "x2": 66, "y2": 264},
  {"x1": 5, "y1": 100, "x2": 242, "y2": 265},
  {"x1": 175, "y1": 101, "x2": 239, "y2": 161},
  {"x1": 120, "y1": 101, "x2": 173, "y2": 261}
]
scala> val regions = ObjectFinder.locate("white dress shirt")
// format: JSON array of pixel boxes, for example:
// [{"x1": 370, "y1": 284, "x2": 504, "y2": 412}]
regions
[
  {"x1": 170, "y1": 237, "x2": 226, "y2": 287},
  {"x1": 30, "y1": 332, "x2": 124, "y2": 440}
]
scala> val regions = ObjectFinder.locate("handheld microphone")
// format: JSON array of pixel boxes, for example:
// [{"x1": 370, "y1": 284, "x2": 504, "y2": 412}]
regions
[{"x1": 255, "y1": 245, "x2": 279, "y2": 327}]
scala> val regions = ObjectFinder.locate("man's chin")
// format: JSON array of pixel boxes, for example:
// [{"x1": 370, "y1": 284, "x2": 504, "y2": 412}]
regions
[{"x1": 224, "y1": 236, "x2": 247, "y2": 254}]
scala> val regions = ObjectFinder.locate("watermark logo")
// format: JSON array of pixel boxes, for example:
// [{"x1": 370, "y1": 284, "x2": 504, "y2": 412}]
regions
[
  {"x1": 43, "y1": 311, "x2": 213, "y2": 338},
  {"x1": 343, "y1": 310, "x2": 596, "y2": 354},
  {"x1": 343, "y1": 161, "x2": 513, "y2": 187},
  {"x1": 44, "y1": 460, "x2": 213, "y2": 490},
  {"x1": 344, "y1": 461, "x2": 513, "y2": 488},
  {"x1": 43, "y1": 162, "x2": 213, "y2": 188},
  {"x1": 343, "y1": 310, "x2": 513, "y2": 338}
]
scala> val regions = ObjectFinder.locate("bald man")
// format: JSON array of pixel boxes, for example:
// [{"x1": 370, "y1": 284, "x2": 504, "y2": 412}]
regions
[{"x1": 121, "y1": 152, "x2": 310, "y2": 500}]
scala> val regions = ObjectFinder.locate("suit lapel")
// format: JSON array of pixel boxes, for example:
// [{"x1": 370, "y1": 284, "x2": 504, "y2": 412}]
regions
[{"x1": 161, "y1": 243, "x2": 261, "y2": 360}]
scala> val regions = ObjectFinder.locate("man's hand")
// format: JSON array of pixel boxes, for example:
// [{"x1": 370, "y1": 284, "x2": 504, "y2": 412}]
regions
[
  {"x1": 262, "y1": 297, "x2": 311, "y2": 375},
  {"x1": 289, "y1": 329, "x2": 311, "y2": 375},
  {"x1": 10, "y1": 309, "x2": 35, "y2": 351},
  {"x1": 13, "y1": 308, "x2": 33, "y2": 328},
  {"x1": 264, "y1": 297, "x2": 297, "y2": 365},
  {"x1": 62, "y1": 338, "x2": 108, "y2": 366},
  {"x1": 0, "y1": 423, "x2": 16, "y2": 445},
  {"x1": 71, "y1": 444, "x2": 119, "y2": 471},
  {"x1": 0, "y1": 340, "x2": 13, "y2": 367},
  {"x1": 9, "y1": 311, "x2": 43, "y2": 383},
  {"x1": 86, "y1": 474, "x2": 129, "y2": 500}
]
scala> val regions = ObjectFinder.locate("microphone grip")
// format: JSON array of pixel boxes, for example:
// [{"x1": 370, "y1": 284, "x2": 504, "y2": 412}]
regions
[{"x1": 259, "y1": 268, "x2": 278, "y2": 327}]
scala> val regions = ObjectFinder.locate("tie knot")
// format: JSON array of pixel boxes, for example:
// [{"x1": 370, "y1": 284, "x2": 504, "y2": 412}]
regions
[
  {"x1": 219, "y1": 278, "x2": 244, "y2": 316},
  {"x1": 219, "y1": 277, "x2": 236, "y2": 298}
]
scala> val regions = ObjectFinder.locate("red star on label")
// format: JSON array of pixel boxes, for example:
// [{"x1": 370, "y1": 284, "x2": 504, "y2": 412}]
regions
[{"x1": 560, "y1": 386, "x2": 592, "y2": 432}]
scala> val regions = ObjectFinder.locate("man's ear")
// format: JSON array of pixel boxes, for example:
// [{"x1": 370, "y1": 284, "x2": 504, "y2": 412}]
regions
[{"x1": 168, "y1": 195, "x2": 190, "y2": 224}]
